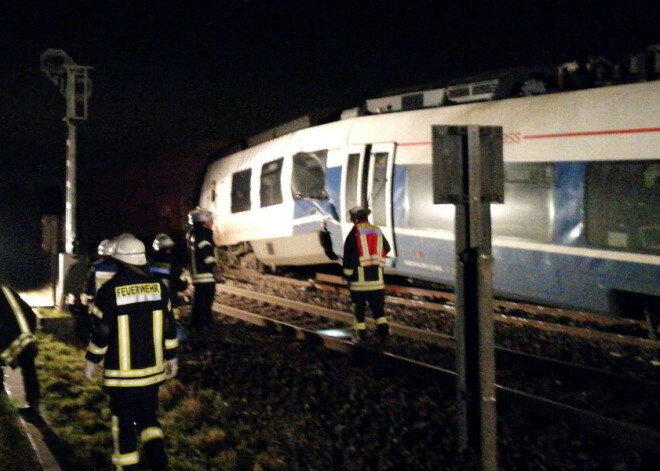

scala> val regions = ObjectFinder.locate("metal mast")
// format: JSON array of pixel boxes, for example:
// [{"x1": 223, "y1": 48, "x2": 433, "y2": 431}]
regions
[{"x1": 40, "y1": 49, "x2": 93, "y2": 254}]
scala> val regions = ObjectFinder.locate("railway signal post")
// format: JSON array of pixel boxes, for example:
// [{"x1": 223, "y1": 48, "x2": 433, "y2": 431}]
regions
[
  {"x1": 432, "y1": 125, "x2": 504, "y2": 471},
  {"x1": 40, "y1": 49, "x2": 93, "y2": 306}
]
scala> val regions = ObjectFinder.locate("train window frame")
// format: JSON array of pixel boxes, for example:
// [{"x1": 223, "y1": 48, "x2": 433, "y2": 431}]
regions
[
  {"x1": 260, "y1": 158, "x2": 284, "y2": 208},
  {"x1": 371, "y1": 151, "x2": 389, "y2": 226},
  {"x1": 585, "y1": 160, "x2": 660, "y2": 254},
  {"x1": 291, "y1": 150, "x2": 329, "y2": 200},
  {"x1": 345, "y1": 153, "x2": 361, "y2": 222},
  {"x1": 231, "y1": 168, "x2": 252, "y2": 213}
]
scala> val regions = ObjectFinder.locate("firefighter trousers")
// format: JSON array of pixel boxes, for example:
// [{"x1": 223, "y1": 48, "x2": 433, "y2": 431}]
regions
[
  {"x1": 192, "y1": 282, "x2": 216, "y2": 329},
  {"x1": 350, "y1": 289, "x2": 388, "y2": 333},
  {"x1": 108, "y1": 384, "x2": 167, "y2": 471}
]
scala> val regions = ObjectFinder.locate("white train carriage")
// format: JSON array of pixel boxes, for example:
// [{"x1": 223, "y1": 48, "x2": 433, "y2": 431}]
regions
[{"x1": 198, "y1": 77, "x2": 660, "y2": 316}]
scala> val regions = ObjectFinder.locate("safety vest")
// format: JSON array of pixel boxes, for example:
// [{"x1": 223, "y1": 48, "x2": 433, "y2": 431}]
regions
[
  {"x1": 355, "y1": 223, "x2": 387, "y2": 267},
  {"x1": 342, "y1": 222, "x2": 390, "y2": 291}
]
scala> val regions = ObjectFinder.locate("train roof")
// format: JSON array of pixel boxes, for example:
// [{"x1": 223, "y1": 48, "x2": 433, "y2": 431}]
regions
[{"x1": 215, "y1": 44, "x2": 660, "y2": 157}]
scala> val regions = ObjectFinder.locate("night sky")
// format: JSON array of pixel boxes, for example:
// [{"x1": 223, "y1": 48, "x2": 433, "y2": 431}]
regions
[{"x1": 0, "y1": 0, "x2": 658, "y2": 288}]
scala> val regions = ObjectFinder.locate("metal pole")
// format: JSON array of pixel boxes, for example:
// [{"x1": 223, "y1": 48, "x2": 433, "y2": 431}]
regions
[
  {"x1": 40, "y1": 49, "x2": 92, "y2": 306},
  {"x1": 453, "y1": 128, "x2": 497, "y2": 470},
  {"x1": 64, "y1": 117, "x2": 77, "y2": 254},
  {"x1": 432, "y1": 125, "x2": 503, "y2": 471}
]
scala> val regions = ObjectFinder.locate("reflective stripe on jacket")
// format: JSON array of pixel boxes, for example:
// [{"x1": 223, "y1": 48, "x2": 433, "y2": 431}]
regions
[
  {"x1": 0, "y1": 285, "x2": 37, "y2": 365},
  {"x1": 85, "y1": 264, "x2": 178, "y2": 388},
  {"x1": 187, "y1": 226, "x2": 216, "y2": 284}
]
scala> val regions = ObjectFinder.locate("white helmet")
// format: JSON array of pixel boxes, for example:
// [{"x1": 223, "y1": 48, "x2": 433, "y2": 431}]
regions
[
  {"x1": 114, "y1": 235, "x2": 147, "y2": 265},
  {"x1": 106, "y1": 238, "x2": 118, "y2": 256},
  {"x1": 152, "y1": 233, "x2": 175, "y2": 251},
  {"x1": 188, "y1": 207, "x2": 213, "y2": 225},
  {"x1": 106, "y1": 233, "x2": 133, "y2": 257},
  {"x1": 97, "y1": 239, "x2": 111, "y2": 256}
]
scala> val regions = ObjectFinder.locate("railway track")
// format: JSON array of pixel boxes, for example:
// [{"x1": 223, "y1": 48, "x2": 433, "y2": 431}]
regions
[
  {"x1": 312, "y1": 272, "x2": 656, "y2": 339},
  {"x1": 207, "y1": 273, "x2": 660, "y2": 455},
  {"x1": 224, "y1": 270, "x2": 660, "y2": 378}
]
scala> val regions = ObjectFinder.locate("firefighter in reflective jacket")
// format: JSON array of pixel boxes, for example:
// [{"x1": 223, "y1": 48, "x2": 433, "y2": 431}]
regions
[
  {"x1": 82, "y1": 238, "x2": 119, "y2": 303},
  {"x1": 85, "y1": 235, "x2": 178, "y2": 471},
  {"x1": 149, "y1": 233, "x2": 188, "y2": 318},
  {"x1": 0, "y1": 284, "x2": 41, "y2": 416},
  {"x1": 342, "y1": 206, "x2": 392, "y2": 345},
  {"x1": 80, "y1": 238, "x2": 118, "y2": 341},
  {"x1": 186, "y1": 207, "x2": 220, "y2": 329}
]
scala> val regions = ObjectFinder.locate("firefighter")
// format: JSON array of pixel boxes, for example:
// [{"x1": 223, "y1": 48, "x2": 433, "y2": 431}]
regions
[
  {"x1": 186, "y1": 207, "x2": 221, "y2": 330},
  {"x1": 342, "y1": 206, "x2": 392, "y2": 345},
  {"x1": 82, "y1": 239, "x2": 116, "y2": 296},
  {"x1": 150, "y1": 233, "x2": 188, "y2": 337},
  {"x1": 61, "y1": 237, "x2": 92, "y2": 326},
  {"x1": 85, "y1": 234, "x2": 178, "y2": 471},
  {"x1": 79, "y1": 238, "x2": 118, "y2": 342},
  {"x1": 0, "y1": 283, "x2": 41, "y2": 419}
]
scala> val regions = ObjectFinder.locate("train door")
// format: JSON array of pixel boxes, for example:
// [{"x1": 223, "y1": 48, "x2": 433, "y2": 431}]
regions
[
  {"x1": 368, "y1": 143, "x2": 396, "y2": 257},
  {"x1": 341, "y1": 143, "x2": 396, "y2": 257},
  {"x1": 340, "y1": 145, "x2": 366, "y2": 239}
]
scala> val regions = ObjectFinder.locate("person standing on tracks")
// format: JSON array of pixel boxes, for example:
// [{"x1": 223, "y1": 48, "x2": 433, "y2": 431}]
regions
[
  {"x1": 186, "y1": 207, "x2": 222, "y2": 330},
  {"x1": 84, "y1": 234, "x2": 178, "y2": 471},
  {"x1": 0, "y1": 283, "x2": 41, "y2": 420},
  {"x1": 342, "y1": 206, "x2": 392, "y2": 345}
]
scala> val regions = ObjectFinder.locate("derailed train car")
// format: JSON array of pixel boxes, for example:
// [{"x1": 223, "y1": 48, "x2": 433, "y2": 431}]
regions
[{"x1": 197, "y1": 63, "x2": 660, "y2": 317}]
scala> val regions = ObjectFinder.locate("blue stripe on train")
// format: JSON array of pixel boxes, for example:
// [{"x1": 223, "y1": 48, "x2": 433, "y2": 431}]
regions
[{"x1": 392, "y1": 232, "x2": 660, "y2": 314}]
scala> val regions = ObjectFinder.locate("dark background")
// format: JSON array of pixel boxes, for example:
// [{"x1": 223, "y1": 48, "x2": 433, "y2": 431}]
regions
[{"x1": 1, "y1": 0, "x2": 659, "y2": 289}]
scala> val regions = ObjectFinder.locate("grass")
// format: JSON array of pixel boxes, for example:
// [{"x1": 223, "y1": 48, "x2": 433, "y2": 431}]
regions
[{"x1": 34, "y1": 310, "x2": 287, "y2": 471}]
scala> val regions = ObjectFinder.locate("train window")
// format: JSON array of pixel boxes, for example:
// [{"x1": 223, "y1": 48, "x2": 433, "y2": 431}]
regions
[
  {"x1": 586, "y1": 161, "x2": 660, "y2": 253},
  {"x1": 345, "y1": 153, "x2": 360, "y2": 221},
  {"x1": 292, "y1": 151, "x2": 328, "y2": 200},
  {"x1": 403, "y1": 162, "x2": 554, "y2": 242},
  {"x1": 404, "y1": 164, "x2": 453, "y2": 231},
  {"x1": 492, "y1": 162, "x2": 554, "y2": 241},
  {"x1": 231, "y1": 169, "x2": 251, "y2": 213},
  {"x1": 260, "y1": 158, "x2": 283, "y2": 207},
  {"x1": 371, "y1": 152, "x2": 389, "y2": 226}
]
